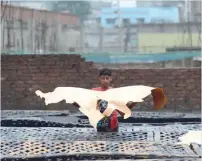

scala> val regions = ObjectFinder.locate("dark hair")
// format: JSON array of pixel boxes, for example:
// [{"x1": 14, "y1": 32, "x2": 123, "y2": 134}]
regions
[{"x1": 99, "y1": 68, "x2": 112, "y2": 76}]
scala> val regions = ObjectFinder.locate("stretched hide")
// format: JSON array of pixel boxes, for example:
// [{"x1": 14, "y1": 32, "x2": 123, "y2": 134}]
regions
[
  {"x1": 177, "y1": 130, "x2": 202, "y2": 145},
  {"x1": 35, "y1": 85, "x2": 167, "y2": 128}
]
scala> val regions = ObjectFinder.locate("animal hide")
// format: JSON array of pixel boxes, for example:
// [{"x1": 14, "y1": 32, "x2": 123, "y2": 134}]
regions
[
  {"x1": 35, "y1": 85, "x2": 167, "y2": 128},
  {"x1": 177, "y1": 130, "x2": 202, "y2": 145}
]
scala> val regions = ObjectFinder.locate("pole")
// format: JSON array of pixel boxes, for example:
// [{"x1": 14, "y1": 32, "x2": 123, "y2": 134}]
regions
[{"x1": 117, "y1": 0, "x2": 123, "y2": 52}]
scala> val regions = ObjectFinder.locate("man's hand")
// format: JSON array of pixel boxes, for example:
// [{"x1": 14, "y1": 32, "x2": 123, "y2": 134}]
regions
[
  {"x1": 126, "y1": 101, "x2": 136, "y2": 109},
  {"x1": 72, "y1": 102, "x2": 80, "y2": 108}
]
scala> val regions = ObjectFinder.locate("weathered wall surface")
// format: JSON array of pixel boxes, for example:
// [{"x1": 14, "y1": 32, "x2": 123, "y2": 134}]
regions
[
  {"x1": 1, "y1": 55, "x2": 201, "y2": 111},
  {"x1": 138, "y1": 33, "x2": 201, "y2": 53},
  {"x1": 136, "y1": 23, "x2": 201, "y2": 52}
]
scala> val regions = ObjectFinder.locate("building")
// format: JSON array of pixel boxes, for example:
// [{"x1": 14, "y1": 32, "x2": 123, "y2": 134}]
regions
[
  {"x1": 97, "y1": 7, "x2": 179, "y2": 28},
  {"x1": 136, "y1": 23, "x2": 201, "y2": 53},
  {"x1": 111, "y1": 0, "x2": 137, "y2": 8},
  {"x1": 136, "y1": 0, "x2": 184, "y2": 7},
  {"x1": 1, "y1": 4, "x2": 79, "y2": 26},
  {"x1": 1, "y1": 4, "x2": 80, "y2": 53},
  {"x1": 136, "y1": 0, "x2": 201, "y2": 22},
  {"x1": 191, "y1": 0, "x2": 201, "y2": 22}
]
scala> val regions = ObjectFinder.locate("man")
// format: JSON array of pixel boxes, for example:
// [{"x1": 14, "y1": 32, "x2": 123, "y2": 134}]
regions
[{"x1": 92, "y1": 68, "x2": 135, "y2": 132}]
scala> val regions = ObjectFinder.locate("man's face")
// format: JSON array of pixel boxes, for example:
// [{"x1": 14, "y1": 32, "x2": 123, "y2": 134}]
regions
[{"x1": 99, "y1": 75, "x2": 112, "y2": 88}]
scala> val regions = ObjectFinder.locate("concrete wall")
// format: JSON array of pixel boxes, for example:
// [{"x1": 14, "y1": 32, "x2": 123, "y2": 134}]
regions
[
  {"x1": 136, "y1": 23, "x2": 201, "y2": 52},
  {"x1": 191, "y1": 1, "x2": 201, "y2": 22},
  {"x1": 138, "y1": 33, "x2": 201, "y2": 53},
  {"x1": 1, "y1": 55, "x2": 201, "y2": 111},
  {"x1": 1, "y1": 20, "x2": 81, "y2": 53},
  {"x1": 1, "y1": 4, "x2": 81, "y2": 53},
  {"x1": 136, "y1": 23, "x2": 200, "y2": 33},
  {"x1": 136, "y1": 0, "x2": 201, "y2": 22}
]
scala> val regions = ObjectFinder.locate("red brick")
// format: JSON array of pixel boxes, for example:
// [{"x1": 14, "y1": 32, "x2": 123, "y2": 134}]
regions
[
  {"x1": 86, "y1": 61, "x2": 93, "y2": 66},
  {"x1": 49, "y1": 80, "x2": 60, "y2": 84},
  {"x1": 66, "y1": 69, "x2": 78, "y2": 73},
  {"x1": 15, "y1": 88, "x2": 25, "y2": 92},
  {"x1": 32, "y1": 76, "x2": 45, "y2": 81},
  {"x1": 19, "y1": 76, "x2": 32, "y2": 81},
  {"x1": 1, "y1": 55, "x2": 201, "y2": 110},
  {"x1": 26, "y1": 80, "x2": 36, "y2": 84},
  {"x1": 47, "y1": 73, "x2": 60, "y2": 77}
]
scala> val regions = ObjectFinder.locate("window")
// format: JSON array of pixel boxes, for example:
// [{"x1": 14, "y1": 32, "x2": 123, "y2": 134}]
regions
[
  {"x1": 5, "y1": 20, "x2": 14, "y2": 28},
  {"x1": 122, "y1": 18, "x2": 130, "y2": 27},
  {"x1": 22, "y1": 21, "x2": 28, "y2": 29},
  {"x1": 151, "y1": 19, "x2": 164, "y2": 23},
  {"x1": 18, "y1": 20, "x2": 28, "y2": 29},
  {"x1": 96, "y1": 17, "x2": 101, "y2": 24},
  {"x1": 106, "y1": 18, "x2": 116, "y2": 24},
  {"x1": 62, "y1": 24, "x2": 68, "y2": 31},
  {"x1": 136, "y1": 18, "x2": 145, "y2": 24}
]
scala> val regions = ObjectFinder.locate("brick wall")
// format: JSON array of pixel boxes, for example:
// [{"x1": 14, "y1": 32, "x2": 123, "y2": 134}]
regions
[{"x1": 1, "y1": 55, "x2": 201, "y2": 111}]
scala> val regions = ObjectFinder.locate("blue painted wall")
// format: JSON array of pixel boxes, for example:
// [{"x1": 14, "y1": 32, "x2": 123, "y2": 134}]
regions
[{"x1": 98, "y1": 7, "x2": 179, "y2": 28}]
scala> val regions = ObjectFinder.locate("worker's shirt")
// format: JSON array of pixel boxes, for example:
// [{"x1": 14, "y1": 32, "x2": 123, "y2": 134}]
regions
[{"x1": 92, "y1": 87, "x2": 118, "y2": 130}]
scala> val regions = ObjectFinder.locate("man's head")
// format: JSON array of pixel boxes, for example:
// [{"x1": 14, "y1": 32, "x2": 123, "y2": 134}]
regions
[{"x1": 99, "y1": 68, "x2": 112, "y2": 89}]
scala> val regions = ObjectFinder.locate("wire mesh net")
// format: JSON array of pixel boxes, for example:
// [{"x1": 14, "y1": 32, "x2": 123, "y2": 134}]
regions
[
  {"x1": 2, "y1": 110, "x2": 200, "y2": 118},
  {"x1": 1, "y1": 124, "x2": 201, "y2": 143},
  {"x1": 1, "y1": 140, "x2": 199, "y2": 158}
]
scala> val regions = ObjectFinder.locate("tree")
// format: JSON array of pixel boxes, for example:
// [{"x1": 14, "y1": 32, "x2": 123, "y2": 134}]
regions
[{"x1": 46, "y1": 1, "x2": 91, "y2": 23}]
